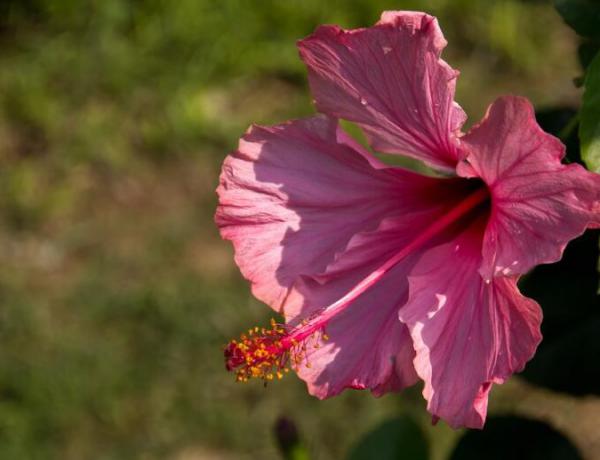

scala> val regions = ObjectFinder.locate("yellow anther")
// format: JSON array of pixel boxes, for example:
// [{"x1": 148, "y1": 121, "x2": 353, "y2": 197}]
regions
[{"x1": 227, "y1": 319, "x2": 330, "y2": 386}]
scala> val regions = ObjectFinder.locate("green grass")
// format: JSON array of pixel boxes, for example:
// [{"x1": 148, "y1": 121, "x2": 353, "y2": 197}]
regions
[{"x1": 0, "y1": 0, "x2": 586, "y2": 458}]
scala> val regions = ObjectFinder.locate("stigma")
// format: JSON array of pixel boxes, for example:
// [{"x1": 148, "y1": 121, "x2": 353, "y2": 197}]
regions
[{"x1": 224, "y1": 318, "x2": 328, "y2": 384}]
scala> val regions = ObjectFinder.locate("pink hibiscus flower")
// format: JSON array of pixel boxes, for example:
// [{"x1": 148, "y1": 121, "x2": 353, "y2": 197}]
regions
[{"x1": 216, "y1": 11, "x2": 600, "y2": 428}]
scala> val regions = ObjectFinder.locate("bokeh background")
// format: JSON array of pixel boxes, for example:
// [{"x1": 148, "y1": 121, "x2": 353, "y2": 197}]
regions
[{"x1": 0, "y1": 0, "x2": 598, "y2": 459}]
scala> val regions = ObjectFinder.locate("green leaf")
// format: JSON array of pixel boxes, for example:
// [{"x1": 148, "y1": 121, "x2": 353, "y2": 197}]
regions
[
  {"x1": 578, "y1": 41, "x2": 600, "y2": 71},
  {"x1": 535, "y1": 107, "x2": 580, "y2": 163},
  {"x1": 580, "y1": 52, "x2": 600, "y2": 172},
  {"x1": 554, "y1": 0, "x2": 600, "y2": 39},
  {"x1": 347, "y1": 416, "x2": 429, "y2": 460},
  {"x1": 450, "y1": 416, "x2": 583, "y2": 460}
]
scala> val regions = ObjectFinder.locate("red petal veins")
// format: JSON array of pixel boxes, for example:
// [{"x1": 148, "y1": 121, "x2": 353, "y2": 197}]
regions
[
  {"x1": 400, "y1": 219, "x2": 542, "y2": 429},
  {"x1": 459, "y1": 96, "x2": 600, "y2": 280}
]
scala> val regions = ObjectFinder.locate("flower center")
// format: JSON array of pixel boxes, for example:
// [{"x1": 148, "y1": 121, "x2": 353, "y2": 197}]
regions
[{"x1": 225, "y1": 184, "x2": 489, "y2": 384}]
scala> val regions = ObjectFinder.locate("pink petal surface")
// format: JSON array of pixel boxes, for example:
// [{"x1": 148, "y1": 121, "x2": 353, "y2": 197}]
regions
[
  {"x1": 286, "y1": 181, "x2": 481, "y2": 398},
  {"x1": 298, "y1": 11, "x2": 466, "y2": 172},
  {"x1": 458, "y1": 96, "x2": 600, "y2": 279},
  {"x1": 216, "y1": 114, "x2": 484, "y2": 396},
  {"x1": 287, "y1": 216, "x2": 447, "y2": 397},
  {"x1": 399, "y1": 219, "x2": 542, "y2": 429},
  {"x1": 216, "y1": 115, "x2": 473, "y2": 311},
  {"x1": 291, "y1": 256, "x2": 419, "y2": 398}
]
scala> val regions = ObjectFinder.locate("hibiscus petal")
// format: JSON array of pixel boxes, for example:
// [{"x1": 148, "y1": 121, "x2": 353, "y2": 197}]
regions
[
  {"x1": 459, "y1": 96, "x2": 600, "y2": 280},
  {"x1": 399, "y1": 221, "x2": 542, "y2": 429},
  {"x1": 291, "y1": 260, "x2": 419, "y2": 399},
  {"x1": 216, "y1": 115, "x2": 460, "y2": 311},
  {"x1": 287, "y1": 179, "x2": 479, "y2": 398},
  {"x1": 287, "y1": 216, "x2": 427, "y2": 398},
  {"x1": 298, "y1": 11, "x2": 466, "y2": 172}
]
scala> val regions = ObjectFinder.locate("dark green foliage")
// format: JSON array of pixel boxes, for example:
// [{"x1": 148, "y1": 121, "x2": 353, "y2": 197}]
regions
[
  {"x1": 347, "y1": 416, "x2": 428, "y2": 460},
  {"x1": 535, "y1": 107, "x2": 580, "y2": 163},
  {"x1": 520, "y1": 230, "x2": 600, "y2": 395},
  {"x1": 274, "y1": 417, "x2": 310, "y2": 460},
  {"x1": 578, "y1": 41, "x2": 600, "y2": 70},
  {"x1": 580, "y1": 52, "x2": 600, "y2": 172},
  {"x1": 450, "y1": 416, "x2": 583, "y2": 460},
  {"x1": 554, "y1": 0, "x2": 600, "y2": 39}
]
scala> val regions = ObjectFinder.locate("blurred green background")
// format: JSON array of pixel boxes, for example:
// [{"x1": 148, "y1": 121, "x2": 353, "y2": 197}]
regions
[{"x1": 0, "y1": 0, "x2": 596, "y2": 459}]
